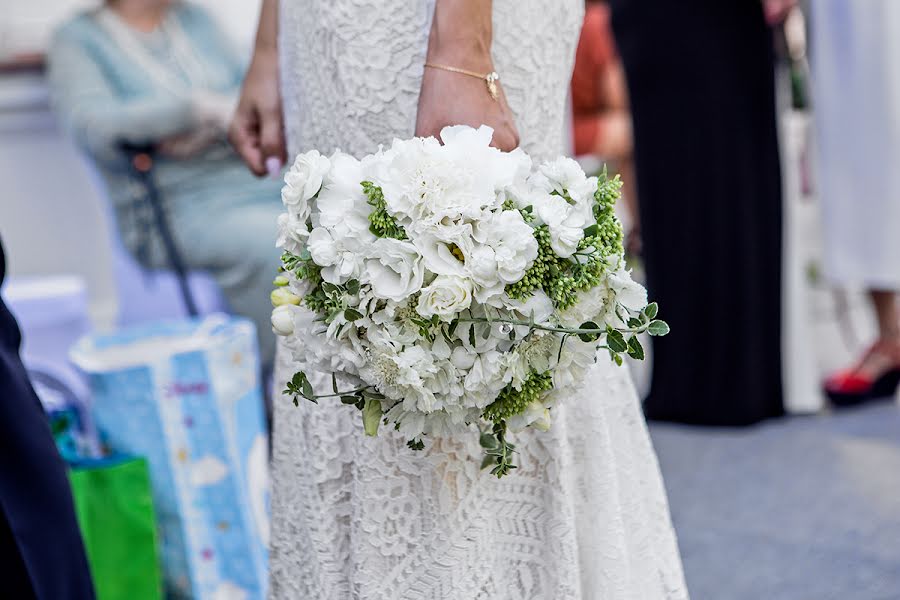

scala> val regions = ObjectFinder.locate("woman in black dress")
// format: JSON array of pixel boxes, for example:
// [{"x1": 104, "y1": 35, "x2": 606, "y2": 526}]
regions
[
  {"x1": 608, "y1": 0, "x2": 787, "y2": 425},
  {"x1": 0, "y1": 237, "x2": 95, "y2": 599}
]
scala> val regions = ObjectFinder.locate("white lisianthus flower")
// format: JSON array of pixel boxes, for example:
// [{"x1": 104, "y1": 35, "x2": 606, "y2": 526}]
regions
[
  {"x1": 412, "y1": 224, "x2": 472, "y2": 277},
  {"x1": 270, "y1": 287, "x2": 300, "y2": 307},
  {"x1": 416, "y1": 275, "x2": 474, "y2": 321},
  {"x1": 282, "y1": 150, "x2": 331, "y2": 217},
  {"x1": 364, "y1": 238, "x2": 425, "y2": 302},
  {"x1": 271, "y1": 304, "x2": 296, "y2": 336},
  {"x1": 472, "y1": 209, "x2": 539, "y2": 284}
]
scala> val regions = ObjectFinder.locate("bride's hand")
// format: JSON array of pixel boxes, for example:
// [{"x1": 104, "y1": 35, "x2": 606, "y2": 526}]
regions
[
  {"x1": 229, "y1": 37, "x2": 286, "y2": 176},
  {"x1": 415, "y1": 0, "x2": 519, "y2": 151}
]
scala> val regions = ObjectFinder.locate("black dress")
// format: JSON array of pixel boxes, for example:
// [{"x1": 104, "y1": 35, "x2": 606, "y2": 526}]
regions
[
  {"x1": 0, "y1": 238, "x2": 95, "y2": 599},
  {"x1": 609, "y1": 0, "x2": 784, "y2": 425}
]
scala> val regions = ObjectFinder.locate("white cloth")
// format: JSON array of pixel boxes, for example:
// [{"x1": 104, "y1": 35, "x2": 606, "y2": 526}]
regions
[
  {"x1": 811, "y1": 1, "x2": 900, "y2": 289},
  {"x1": 270, "y1": 1, "x2": 688, "y2": 598}
]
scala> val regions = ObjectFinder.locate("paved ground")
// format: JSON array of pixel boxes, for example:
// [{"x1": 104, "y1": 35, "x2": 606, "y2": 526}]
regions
[{"x1": 651, "y1": 401, "x2": 900, "y2": 600}]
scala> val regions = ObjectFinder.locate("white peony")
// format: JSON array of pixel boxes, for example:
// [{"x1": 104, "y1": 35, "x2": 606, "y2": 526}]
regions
[
  {"x1": 364, "y1": 238, "x2": 425, "y2": 302},
  {"x1": 416, "y1": 275, "x2": 474, "y2": 321}
]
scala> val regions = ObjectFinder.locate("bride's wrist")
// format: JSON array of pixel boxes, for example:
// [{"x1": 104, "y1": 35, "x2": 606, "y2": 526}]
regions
[{"x1": 427, "y1": 0, "x2": 494, "y2": 72}]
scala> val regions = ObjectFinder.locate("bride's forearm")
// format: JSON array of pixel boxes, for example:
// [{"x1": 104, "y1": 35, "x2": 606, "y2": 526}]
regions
[
  {"x1": 427, "y1": 0, "x2": 493, "y2": 69},
  {"x1": 253, "y1": 0, "x2": 280, "y2": 54}
]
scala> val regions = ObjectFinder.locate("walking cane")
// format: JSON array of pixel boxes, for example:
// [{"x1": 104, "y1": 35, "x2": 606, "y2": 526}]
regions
[{"x1": 121, "y1": 144, "x2": 200, "y2": 317}]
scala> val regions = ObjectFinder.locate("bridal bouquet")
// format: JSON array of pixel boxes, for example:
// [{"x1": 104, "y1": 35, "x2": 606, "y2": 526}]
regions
[{"x1": 271, "y1": 125, "x2": 667, "y2": 477}]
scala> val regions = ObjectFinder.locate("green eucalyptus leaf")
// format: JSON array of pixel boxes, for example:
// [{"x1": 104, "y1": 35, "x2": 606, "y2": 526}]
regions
[
  {"x1": 479, "y1": 432, "x2": 498, "y2": 449},
  {"x1": 481, "y1": 455, "x2": 497, "y2": 470},
  {"x1": 340, "y1": 395, "x2": 358, "y2": 405},
  {"x1": 648, "y1": 320, "x2": 670, "y2": 337},
  {"x1": 626, "y1": 336, "x2": 645, "y2": 360},
  {"x1": 344, "y1": 308, "x2": 364, "y2": 321},
  {"x1": 606, "y1": 329, "x2": 628, "y2": 353},
  {"x1": 578, "y1": 321, "x2": 602, "y2": 343},
  {"x1": 362, "y1": 398, "x2": 382, "y2": 437}
]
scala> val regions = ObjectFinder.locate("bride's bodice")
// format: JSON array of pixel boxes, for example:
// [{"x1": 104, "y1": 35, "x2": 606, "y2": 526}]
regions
[{"x1": 279, "y1": 0, "x2": 583, "y2": 161}]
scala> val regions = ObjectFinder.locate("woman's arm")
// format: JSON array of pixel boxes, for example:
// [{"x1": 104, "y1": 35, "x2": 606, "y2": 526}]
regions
[
  {"x1": 47, "y1": 31, "x2": 196, "y2": 164},
  {"x1": 229, "y1": 0, "x2": 285, "y2": 176},
  {"x1": 415, "y1": 0, "x2": 519, "y2": 150}
]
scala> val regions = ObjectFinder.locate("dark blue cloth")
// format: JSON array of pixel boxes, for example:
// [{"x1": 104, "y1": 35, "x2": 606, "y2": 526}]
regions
[{"x1": 0, "y1": 238, "x2": 95, "y2": 599}]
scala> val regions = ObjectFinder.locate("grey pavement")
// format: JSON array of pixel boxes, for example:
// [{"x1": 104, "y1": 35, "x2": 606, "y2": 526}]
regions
[{"x1": 651, "y1": 402, "x2": 900, "y2": 600}]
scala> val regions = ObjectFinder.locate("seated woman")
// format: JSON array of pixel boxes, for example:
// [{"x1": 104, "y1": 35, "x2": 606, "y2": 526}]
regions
[{"x1": 47, "y1": 0, "x2": 283, "y2": 369}]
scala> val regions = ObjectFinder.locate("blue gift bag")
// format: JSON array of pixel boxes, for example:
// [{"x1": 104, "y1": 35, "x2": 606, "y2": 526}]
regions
[{"x1": 71, "y1": 315, "x2": 269, "y2": 599}]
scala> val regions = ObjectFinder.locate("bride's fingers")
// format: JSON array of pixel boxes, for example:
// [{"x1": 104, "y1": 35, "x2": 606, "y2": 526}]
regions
[
  {"x1": 229, "y1": 107, "x2": 267, "y2": 176},
  {"x1": 260, "y1": 106, "x2": 287, "y2": 170}
]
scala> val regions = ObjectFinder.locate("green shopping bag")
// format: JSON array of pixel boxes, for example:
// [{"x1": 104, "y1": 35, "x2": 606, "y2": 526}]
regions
[{"x1": 68, "y1": 456, "x2": 163, "y2": 600}]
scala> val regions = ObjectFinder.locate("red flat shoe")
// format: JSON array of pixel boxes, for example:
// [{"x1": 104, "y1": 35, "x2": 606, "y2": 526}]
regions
[{"x1": 825, "y1": 339, "x2": 900, "y2": 407}]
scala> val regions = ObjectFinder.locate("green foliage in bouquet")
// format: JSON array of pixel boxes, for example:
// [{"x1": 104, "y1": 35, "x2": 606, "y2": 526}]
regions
[
  {"x1": 506, "y1": 168, "x2": 624, "y2": 309},
  {"x1": 276, "y1": 156, "x2": 669, "y2": 479},
  {"x1": 363, "y1": 181, "x2": 407, "y2": 240}
]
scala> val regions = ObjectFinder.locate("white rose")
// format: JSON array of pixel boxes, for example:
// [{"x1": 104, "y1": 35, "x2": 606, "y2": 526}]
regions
[
  {"x1": 271, "y1": 304, "x2": 296, "y2": 336},
  {"x1": 282, "y1": 150, "x2": 331, "y2": 213},
  {"x1": 364, "y1": 238, "x2": 425, "y2": 302},
  {"x1": 416, "y1": 275, "x2": 474, "y2": 321}
]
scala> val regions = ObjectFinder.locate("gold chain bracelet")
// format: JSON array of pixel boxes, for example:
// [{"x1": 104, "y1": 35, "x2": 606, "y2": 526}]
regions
[{"x1": 424, "y1": 63, "x2": 501, "y2": 100}]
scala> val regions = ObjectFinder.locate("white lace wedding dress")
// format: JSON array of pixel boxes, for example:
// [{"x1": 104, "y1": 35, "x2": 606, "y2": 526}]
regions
[{"x1": 270, "y1": 1, "x2": 689, "y2": 598}]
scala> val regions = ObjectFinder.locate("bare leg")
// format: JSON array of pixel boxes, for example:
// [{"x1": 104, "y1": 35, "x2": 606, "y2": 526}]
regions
[{"x1": 871, "y1": 289, "x2": 900, "y2": 341}]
